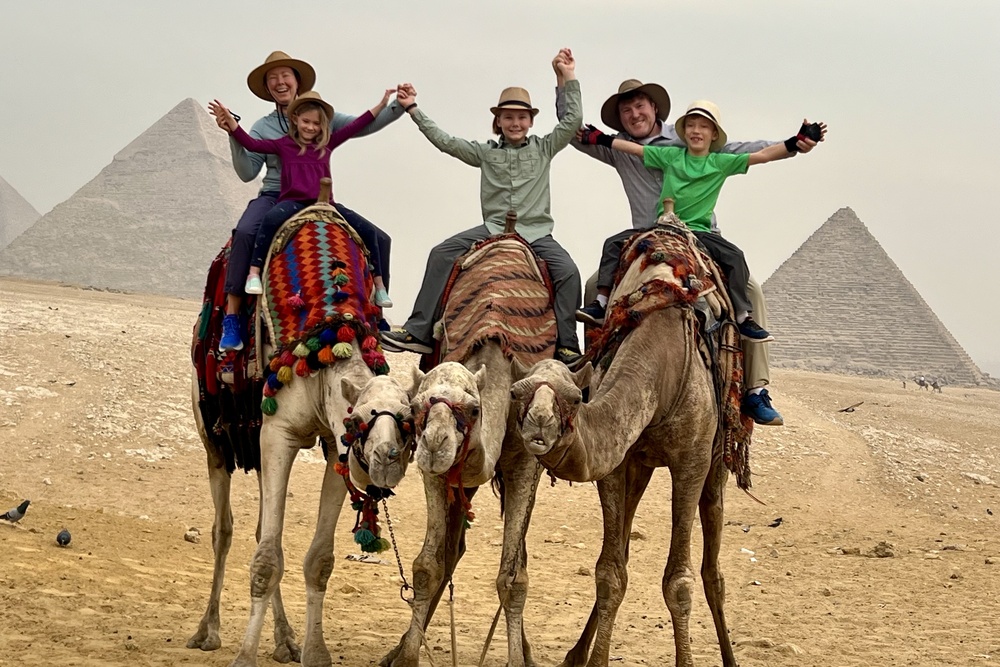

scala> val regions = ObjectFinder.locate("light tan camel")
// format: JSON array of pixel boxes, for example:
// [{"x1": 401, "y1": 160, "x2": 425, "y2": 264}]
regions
[
  {"x1": 512, "y1": 305, "x2": 737, "y2": 667},
  {"x1": 380, "y1": 342, "x2": 544, "y2": 667}
]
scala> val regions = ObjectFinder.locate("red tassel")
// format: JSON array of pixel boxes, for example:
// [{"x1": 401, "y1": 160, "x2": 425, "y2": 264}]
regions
[
  {"x1": 318, "y1": 346, "x2": 335, "y2": 365},
  {"x1": 337, "y1": 325, "x2": 355, "y2": 343},
  {"x1": 288, "y1": 291, "x2": 305, "y2": 310},
  {"x1": 361, "y1": 336, "x2": 378, "y2": 351},
  {"x1": 295, "y1": 358, "x2": 310, "y2": 377},
  {"x1": 269, "y1": 356, "x2": 282, "y2": 372},
  {"x1": 279, "y1": 350, "x2": 296, "y2": 367}
]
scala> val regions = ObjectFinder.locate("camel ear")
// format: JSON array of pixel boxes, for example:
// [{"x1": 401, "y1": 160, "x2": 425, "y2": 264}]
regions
[
  {"x1": 341, "y1": 376, "x2": 364, "y2": 405},
  {"x1": 510, "y1": 377, "x2": 534, "y2": 401},
  {"x1": 473, "y1": 364, "x2": 488, "y2": 392},
  {"x1": 571, "y1": 362, "x2": 593, "y2": 391},
  {"x1": 408, "y1": 366, "x2": 426, "y2": 399},
  {"x1": 510, "y1": 356, "x2": 532, "y2": 381}
]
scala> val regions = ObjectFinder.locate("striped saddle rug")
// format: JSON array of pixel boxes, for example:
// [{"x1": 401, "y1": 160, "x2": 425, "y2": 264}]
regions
[{"x1": 427, "y1": 234, "x2": 557, "y2": 368}]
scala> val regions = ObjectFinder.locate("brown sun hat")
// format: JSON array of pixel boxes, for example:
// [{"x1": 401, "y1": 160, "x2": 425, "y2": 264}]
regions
[
  {"x1": 490, "y1": 87, "x2": 540, "y2": 117},
  {"x1": 286, "y1": 91, "x2": 334, "y2": 120},
  {"x1": 674, "y1": 100, "x2": 728, "y2": 152},
  {"x1": 246, "y1": 51, "x2": 317, "y2": 102},
  {"x1": 600, "y1": 79, "x2": 671, "y2": 133}
]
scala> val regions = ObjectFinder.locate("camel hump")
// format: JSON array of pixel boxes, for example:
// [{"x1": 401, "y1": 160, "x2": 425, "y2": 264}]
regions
[{"x1": 317, "y1": 178, "x2": 332, "y2": 204}]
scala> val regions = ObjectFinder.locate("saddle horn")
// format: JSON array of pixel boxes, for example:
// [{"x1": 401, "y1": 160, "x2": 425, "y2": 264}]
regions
[
  {"x1": 504, "y1": 209, "x2": 518, "y2": 234},
  {"x1": 662, "y1": 197, "x2": 675, "y2": 214},
  {"x1": 317, "y1": 177, "x2": 332, "y2": 205}
]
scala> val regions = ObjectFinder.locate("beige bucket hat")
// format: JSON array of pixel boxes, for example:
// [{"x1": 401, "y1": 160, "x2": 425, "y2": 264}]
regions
[
  {"x1": 286, "y1": 91, "x2": 334, "y2": 119},
  {"x1": 600, "y1": 79, "x2": 671, "y2": 133},
  {"x1": 674, "y1": 100, "x2": 728, "y2": 152},
  {"x1": 247, "y1": 51, "x2": 317, "y2": 102},
  {"x1": 490, "y1": 87, "x2": 540, "y2": 117}
]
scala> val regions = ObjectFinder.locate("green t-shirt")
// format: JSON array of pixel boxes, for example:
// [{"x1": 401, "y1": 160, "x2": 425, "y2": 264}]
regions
[{"x1": 643, "y1": 146, "x2": 750, "y2": 232}]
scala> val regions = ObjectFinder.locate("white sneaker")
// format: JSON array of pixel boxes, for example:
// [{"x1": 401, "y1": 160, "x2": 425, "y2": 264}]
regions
[
  {"x1": 245, "y1": 274, "x2": 263, "y2": 295},
  {"x1": 374, "y1": 288, "x2": 393, "y2": 308}
]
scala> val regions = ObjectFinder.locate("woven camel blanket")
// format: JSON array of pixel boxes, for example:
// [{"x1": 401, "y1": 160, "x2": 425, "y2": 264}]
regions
[
  {"x1": 591, "y1": 221, "x2": 754, "y2": 489},
  {"x1": 429, "y1": 235, "x2": 557, "y2": 368},
  {"x1": 259, "y1": 205, "x2": 389, "y2": 416},
  {"x1": 192, "y1": 241, "x2": 263, "y2": 473}
]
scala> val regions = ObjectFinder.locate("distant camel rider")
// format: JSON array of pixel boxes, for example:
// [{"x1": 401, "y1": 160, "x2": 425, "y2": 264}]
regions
[
  {"x1": 556, "y1": 74, "x2": 821, "y2": 426},
  {"x1": 216, "y1": 51, "x2": 404, "y2": 352}
]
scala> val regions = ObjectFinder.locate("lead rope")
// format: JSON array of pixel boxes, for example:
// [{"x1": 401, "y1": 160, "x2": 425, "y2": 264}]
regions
[
  {"x1": 449, "y1": 578, "x2": 458, "y2": 667},
  {"x1": 477, "y1": 459, "x2": 544, "y2": 666}
]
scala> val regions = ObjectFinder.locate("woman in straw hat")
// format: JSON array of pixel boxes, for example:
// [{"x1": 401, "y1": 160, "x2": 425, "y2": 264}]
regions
[
  {"x1": 381, "y1": 48, "x2": 586, "y2": 367},
  {"x1": 578, "y1": 101, "x2": 826, "y2": 344},
  {"x1": 209, "y1": 86, "x2": 395, "y2": 311},
  {"x1": 215, "y1": 52, "x2": 405, "y2": 352}
]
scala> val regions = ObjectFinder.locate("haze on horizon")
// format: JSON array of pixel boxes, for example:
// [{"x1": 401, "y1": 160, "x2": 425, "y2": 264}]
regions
[{"x1": 1, "y1": 0, "x2": 997, "y2": 375}]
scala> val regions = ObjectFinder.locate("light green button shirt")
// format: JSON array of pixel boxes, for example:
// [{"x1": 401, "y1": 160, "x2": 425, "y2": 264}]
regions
[{"x1": 410, "y1": 79, "x2": 582, "y2": 243}]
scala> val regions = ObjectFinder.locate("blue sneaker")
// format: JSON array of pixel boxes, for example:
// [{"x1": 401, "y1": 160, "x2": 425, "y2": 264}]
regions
[
  {"x1": 737, "y1": 317, "x2": 774, "y2": 343},
  {"x1": 742, "y1": 388, "x2": 783, "y2": 426},
  {"x1": 219, "y1": 314, "x2": 244, "y2": 352},
  {"x1": 575, "y1": 300, "x2": 607, "y2": 327}
]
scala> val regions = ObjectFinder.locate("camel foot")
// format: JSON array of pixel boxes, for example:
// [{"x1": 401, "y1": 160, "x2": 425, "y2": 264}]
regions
[
  {"x1": 379, "y1": 637, "x2": 418, "y2": 667},
  {"x1": 271, "y1": 635, "x2": 302, "y2": 663},
  {"x1": 186, "y1": 625, "x2": 222, "y2": 652},
  {"x1": 227, "y1": 653, "x2": 259, "y2": 667},
  {"x1": 300, "y1": 639, "x2": 333, "y2": 667},
  {"x1": 556, "y1": 648, "x2": 588, "y2": 667}
]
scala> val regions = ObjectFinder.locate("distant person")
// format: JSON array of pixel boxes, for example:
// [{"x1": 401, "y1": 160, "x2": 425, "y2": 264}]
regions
[
  {"x1": 215, "y1": 52, "x2": 404, "y2": 352},
  {"x1": 209, "y1": 88, "x2": 393, "y2": 307},
  {"x1": 381, "y1": 49, "x2": 585, "y2": 367}
]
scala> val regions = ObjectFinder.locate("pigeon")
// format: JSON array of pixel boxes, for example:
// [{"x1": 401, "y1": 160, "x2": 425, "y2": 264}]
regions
[
  {"x1": 56, "y1": 529, "x2": 72, "y2": 547},
  {"x1": 1, "y1": 500, "x2": 30, "y2": 523}
]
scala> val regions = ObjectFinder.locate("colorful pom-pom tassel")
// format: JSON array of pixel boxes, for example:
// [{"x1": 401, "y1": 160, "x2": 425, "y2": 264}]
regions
[
  {"x1": 318, "y1": 346, "x2": 335, "y2": 365},
  {"x1": 269, "y1": 356, "x2": 282, "y2": 372},
  {"x1": 333, "y1": 342, "x2": 353, "y2": 359},
  {"x1": 277, "y1": 366, "x2": 294, "y2": 384},
  {"x1": 333, "y1": 272, "x2": 349, "y2": 286},
  {"x1": 293, "y1": 342, "x2": 310, "y2": 358},
  {"x1": 337, "y1": 325, "x2": 355, "y2": 343},
  {"x1": 261, "y1": 397, "x2": 278, "y2": 415},
  {"x1": 279, "y1": 350, "x2": 296, "y2": 367},
  {"x1": 266, "y1": 373, "x2": 283, "y2": 390},
  {"x1": 287, "y1": 291, "x2": 305, "y2": 310},
  {"x1": 263, "y1": 383, "x2": 277, "y2": 398},
  {"x1": 319, "y1": 328, "x2": 337, "y2": 345},
  {"x1": 306, "y1": 337, "x2": 322, "y2": 351},
  {"x1": 361, "y1": 336, "x2": 378, "y2": 351},
  {"x1": 342, "y1": 312, "x2": 354, "y2": 321},
  {"x1": 295, "y1": 358, "x2": 310, "y2": 377},
  {"x1": 333, "y1": 462, "x2": 349, "y2": 476},
  {"x1": 354, "y1": 528, "x2": 376, "y2": 547},
  {"x1": 333, "y1": 290, "x2": 349, "y2": 303}
]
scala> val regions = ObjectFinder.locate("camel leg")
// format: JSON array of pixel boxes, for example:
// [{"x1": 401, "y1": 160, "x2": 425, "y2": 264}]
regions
[
  {"x1": 228, "y1": 424, "x2": 302, "y2": 667},
  {"x1": 380, "y1": 473, "x2": 452, "y2": 667},
  {"x1": 661, "y1": 454, "x2": 712, "y2": 667},
  {"x1": 560, "y1": 459, "x2": 654, "y2": 667},
  {"x1": 187, "y1": 458, "x2": 233, "y2": 652},
  {"x1": 497, "y1": 451, "x2": 543, "y2": 667},
  {"x1": 253, "y1": 471, "x2": 302, "y2": 664},
  {"x1": 699, "y1": 456, "x2": 738, "y2": 667},
  {"x1": 298, "y1": 460, "x2": 349, "y2": 667}
]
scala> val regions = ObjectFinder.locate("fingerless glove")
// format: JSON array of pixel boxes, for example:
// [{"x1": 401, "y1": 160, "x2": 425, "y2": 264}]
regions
[
  {"x1": 580, "y1": 123, "x2": 615, "y2": 148},
  {"x1": 783, "y1": 121, "x2": 824, "y2": 152}
]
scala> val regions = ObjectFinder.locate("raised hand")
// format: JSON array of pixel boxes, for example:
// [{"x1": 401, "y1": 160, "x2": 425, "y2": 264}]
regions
[
  {"x1": 554, "y1": 47, "x2": 576, "y2": 76},
  {"x1": 208, "y1": 99, "x2": 238, "y2": 132},
  {"x1": 796, "y1": 118, "x2": 828, "y2": 153},
  {"x1": 396, "y1": 83, "x2": 417, "y2": 109},
  {"x1": 579, "y1": 123, "x2": 612, "y2": 147}
]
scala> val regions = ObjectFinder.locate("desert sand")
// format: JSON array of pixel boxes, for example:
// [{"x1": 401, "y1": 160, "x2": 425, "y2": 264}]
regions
[{"x1": 1, "y1": 277, "x2": 998, "y2": 666}]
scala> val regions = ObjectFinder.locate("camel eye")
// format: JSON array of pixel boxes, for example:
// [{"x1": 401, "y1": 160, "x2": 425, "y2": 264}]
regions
[{"x1": 470, "y1": 407, "x2": 481, "y2": 418}]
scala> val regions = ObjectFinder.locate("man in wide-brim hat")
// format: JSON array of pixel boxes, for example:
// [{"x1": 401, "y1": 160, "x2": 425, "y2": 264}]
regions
[
  {"x1": 214, "y1": 51, "x2": 405, "y2": 353},
  {"x1": 554, "y1": 68, "x2": 821, "y2": 427}
]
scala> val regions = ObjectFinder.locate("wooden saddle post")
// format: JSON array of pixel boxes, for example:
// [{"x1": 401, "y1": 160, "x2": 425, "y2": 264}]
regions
[
  {"x1": 317, "y1": 177, "x2": 332, "y2": 205},
  {"x1": 504, "y1": 209, "x2": 518, "y2": 234}
]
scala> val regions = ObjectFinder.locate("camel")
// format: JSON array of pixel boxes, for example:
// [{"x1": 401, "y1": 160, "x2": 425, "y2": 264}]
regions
[{"x1": 511, "y1": 218, "x2": 743, "y2": 667}]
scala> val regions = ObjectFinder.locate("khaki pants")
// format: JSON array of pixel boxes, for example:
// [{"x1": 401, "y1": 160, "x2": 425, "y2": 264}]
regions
[{"x1": 583, "y1": 271, "x2": 770, "y2": 390}]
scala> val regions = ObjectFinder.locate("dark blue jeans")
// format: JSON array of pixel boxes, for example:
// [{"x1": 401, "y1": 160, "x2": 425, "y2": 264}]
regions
[
  {"x1": 224, "y1": 192, "x2": 279, "y2": 295},
  {"x1": 250, "y1": 200, "x2": 308, "y2": 268},
  {"x1": 334, "y1": 203, "x2": 390, "y2": 287}
]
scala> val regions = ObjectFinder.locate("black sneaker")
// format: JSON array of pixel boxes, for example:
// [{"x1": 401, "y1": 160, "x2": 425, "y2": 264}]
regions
[
  {"x1": 555, "y1": 347, "x2": 584, "y2": 369},
  {"x1": 575, "y1": 300, "x2": 607, "y2": 326},
  {"x1": 737, "y1": 317, "x2": 774, "y2": 343},
  {"x1": 381, "y1": 329, "x2": 434, "y2": 354}
]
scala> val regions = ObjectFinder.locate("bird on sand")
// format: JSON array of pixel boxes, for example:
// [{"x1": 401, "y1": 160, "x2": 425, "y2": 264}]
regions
[
  {"x1": 56, "y1": 529, "x2": 72, "y2": 547},
  {"x1": 1, "y1": 500, "x2": 30, "y2": 523}
]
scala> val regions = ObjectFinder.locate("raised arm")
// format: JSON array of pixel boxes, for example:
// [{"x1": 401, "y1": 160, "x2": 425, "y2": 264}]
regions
[
  {"x1": 208, "y1": 100, "x2": 265, "y2": 181},
  {"x1": 329, "y1": 92, "x2": 405, "y2": 138},
  {"x1": 396, "y1": 83, "x2": 484, "y2": 167},
  {"x1": 554, "y1": 49, "x2": 613, "y2": 165},
  {"x1": 748, "y1": 119, "x2": 827, "y2": 166},
  {"x1": 578, "y1": 125, "x2": 645, "y2": 158},
  {"x1": 327, "y1": 88, "x2": 393, "y2": 150},
  {"x1": 538, "y1": 49, "x2": 582, "y2": 158}
]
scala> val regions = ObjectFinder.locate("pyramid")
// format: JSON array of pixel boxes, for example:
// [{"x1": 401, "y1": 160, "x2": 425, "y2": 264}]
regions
[
  {"x1": 0, "y1": 98, "x2": 259, "y2": 298},
  {"x1": 0, "y1": 175, "x2": 40, "y2": 251},
  {"x1": 762, "y1": 207, "x2": 987, "y2": 385}
]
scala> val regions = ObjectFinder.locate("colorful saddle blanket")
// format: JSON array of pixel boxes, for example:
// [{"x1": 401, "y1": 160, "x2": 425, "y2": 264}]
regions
[
  {"x1": 258, "y1": 205, "x2": 389, "y2": 415},
  {"x1": 426, "y1": 234, "x2": 557, "y2": 368},
  {"x1": 591, "y1": 217, "x2": 754, "y2": 489}
]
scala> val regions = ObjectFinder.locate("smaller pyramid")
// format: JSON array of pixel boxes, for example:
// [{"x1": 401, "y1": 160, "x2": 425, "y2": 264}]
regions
[
  {"x1": 0, "y1": 175, "x2": 41, "y2": 250},
  {"x1": 763, "y1": 207, "x2": 986, "y2": 385},
  {"x1": 0, "y1": 98, "x2": 259, "y2": 297}
]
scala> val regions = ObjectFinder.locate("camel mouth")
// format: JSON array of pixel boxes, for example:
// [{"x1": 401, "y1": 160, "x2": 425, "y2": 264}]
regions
[{"x1": 523, "y1": 436, "x2": 552, "y2": 456}]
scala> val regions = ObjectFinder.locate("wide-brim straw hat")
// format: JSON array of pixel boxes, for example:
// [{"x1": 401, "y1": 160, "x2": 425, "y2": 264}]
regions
[
  {"x1": 490, "y1": 87, "x2": 539, "y2": 117},
  {"x1": 600, "y1": 79, "x2": 671, "y2": 134},
  {"x1": 247, "y1": 51, "x2": 317, "y2": 102},
  {"x1": 286, "y1": 91, "x2": 334, "y2": 120},
  {"x1": 674, "y1": 100, "x2": 728, "y2": 152}
]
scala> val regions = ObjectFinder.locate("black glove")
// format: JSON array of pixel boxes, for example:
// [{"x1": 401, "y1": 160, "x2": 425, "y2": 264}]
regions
[
  {"x1": 579, "y1": 123, "x2": 614, "y2": 148},
  {"x1": 783, "y1": 121, "x2": 824, "y2": 152}
]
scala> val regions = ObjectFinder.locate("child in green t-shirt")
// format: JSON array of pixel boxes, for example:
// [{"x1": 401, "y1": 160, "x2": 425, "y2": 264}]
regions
[{"x1": 579, "y1": 100, "x2": 825, "y2": 341}]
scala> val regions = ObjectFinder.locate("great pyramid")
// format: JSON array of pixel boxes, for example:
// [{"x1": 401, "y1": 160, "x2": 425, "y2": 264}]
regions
[
  {"x1": 0, "y1": 98, "x2": 259, "y2": 298},
  {"x1": 0, "y1": 175, "x2": 40, "y2": 251},
  {"x1": 763, "y1": 207, "x2": 987, "y2": 385}
]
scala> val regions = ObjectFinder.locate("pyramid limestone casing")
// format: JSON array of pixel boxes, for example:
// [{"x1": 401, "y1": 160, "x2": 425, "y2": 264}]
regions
[
  {"x1": 0, "y1": 98, "x2": 259, "y2": 298},
  {"x1": 0, "y1": 176, "x2": 41, "y2": 251},
  {"x1": 762, "y1": 207, "x2": 987, "y2": 386}
]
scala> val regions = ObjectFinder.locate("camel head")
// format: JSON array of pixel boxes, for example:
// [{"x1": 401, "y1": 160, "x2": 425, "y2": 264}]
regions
[
  {"x1": 340, "y1": 373, "x2": 417, "y2": 490},
  {"x1": 511, "y1": 359, "x2": 592, "y2": 457},
  {"x1": 410, "y1": 362, "x2": 485, "y2": 476}
]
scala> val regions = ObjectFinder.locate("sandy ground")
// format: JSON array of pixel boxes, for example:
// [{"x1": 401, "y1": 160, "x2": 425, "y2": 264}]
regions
[{"x1": 1, "y1": 277, "x2": 999, "y2": 667}]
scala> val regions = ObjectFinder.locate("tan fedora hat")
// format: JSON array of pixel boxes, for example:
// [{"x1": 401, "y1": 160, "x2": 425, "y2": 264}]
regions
[
  {"x1": 674, "y1": 100, "x2": 728, "y2": 152},
  {"x1": 286, "y1": 90, "x2": 334, "y2": 120},
  {"x1": 600, "y1": 79, "x2": 671, "y2": 133},
  {"x1": 490, "y1": 87, "x2": 540, "y2": 117},
  {"x1": 246, "y1": 51, "x2": 317, "y2": 102}
]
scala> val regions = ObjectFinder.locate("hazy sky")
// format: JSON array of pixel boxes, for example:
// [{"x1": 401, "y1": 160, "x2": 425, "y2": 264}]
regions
[{"x1": 2, "y1": 1, "x2": 998, "y2": 374}]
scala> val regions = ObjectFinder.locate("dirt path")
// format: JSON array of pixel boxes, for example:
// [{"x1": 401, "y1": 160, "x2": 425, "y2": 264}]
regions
[{"x1": 2, "y1": 278, "x2": 998, "y2": 666}]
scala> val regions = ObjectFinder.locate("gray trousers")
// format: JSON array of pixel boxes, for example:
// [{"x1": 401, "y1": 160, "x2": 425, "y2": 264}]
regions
[{"x1": 404, "y1": 225, "x2": 582, "y2": 351}]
